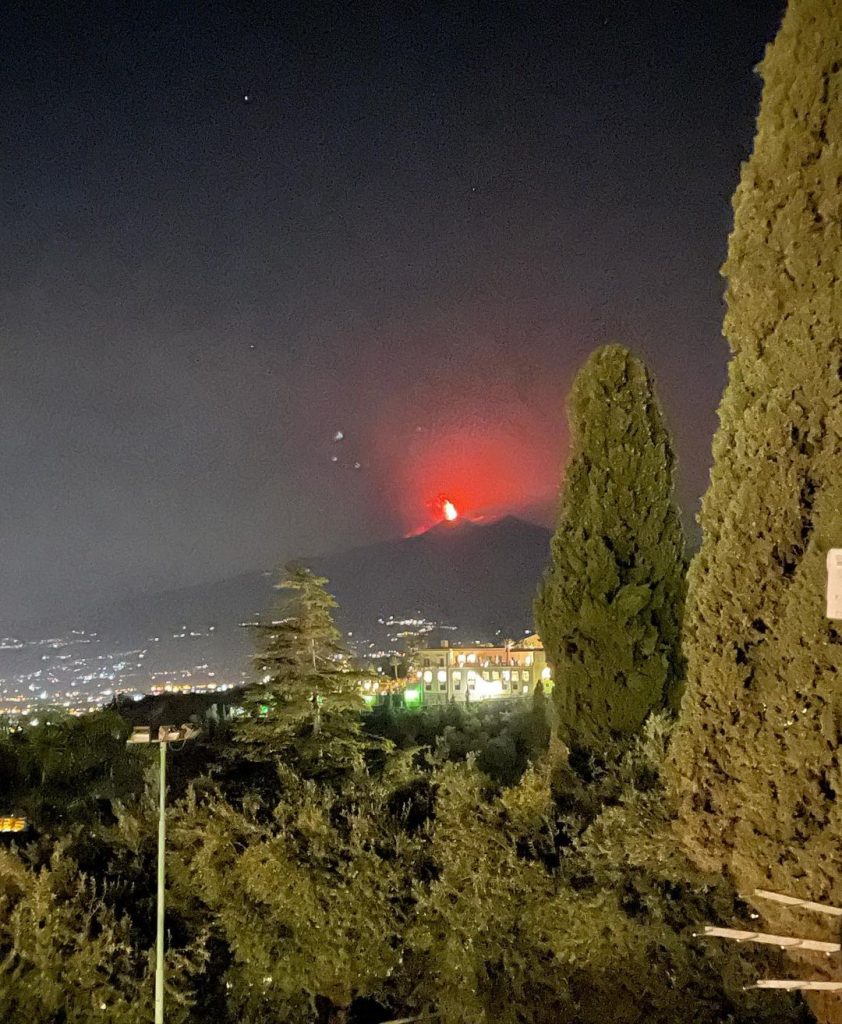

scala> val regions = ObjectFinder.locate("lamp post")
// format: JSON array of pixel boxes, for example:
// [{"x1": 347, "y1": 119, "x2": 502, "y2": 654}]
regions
[{"x1": 127, "y1": 724, "x2": 199, "y2": 1024}]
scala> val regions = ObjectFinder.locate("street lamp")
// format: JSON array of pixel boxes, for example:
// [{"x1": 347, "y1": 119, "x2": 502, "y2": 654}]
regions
[{"x1": 127, "y1": 724, "x2": 199, "y2": 1024}]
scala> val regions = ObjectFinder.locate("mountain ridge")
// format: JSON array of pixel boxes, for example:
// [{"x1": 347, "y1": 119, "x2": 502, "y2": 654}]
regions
[
  {"x1": 80, "y1": 515, "x2": 551, "y2": 661},
  {"x1": 0, "y1": 517, "x2": 553, "y2": 695}
]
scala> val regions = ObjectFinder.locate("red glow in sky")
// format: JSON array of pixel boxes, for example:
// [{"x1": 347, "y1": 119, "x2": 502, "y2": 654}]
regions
[
  {"x1": 368, "y1": 377, "x2": 566, "y2": 538},
  {"x1": 380, "y1": 424, "x2": 562, "y2": 536}
]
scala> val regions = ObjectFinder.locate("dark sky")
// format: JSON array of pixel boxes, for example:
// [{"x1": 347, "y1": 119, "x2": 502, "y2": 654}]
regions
[{"x1": 1, "y1": 0, "x2": 783, "y2": 628}]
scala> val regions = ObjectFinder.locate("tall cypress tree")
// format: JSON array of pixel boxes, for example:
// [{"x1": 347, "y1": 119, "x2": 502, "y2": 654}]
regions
[
  {"x1": 535, "y1": 345, "x2": 687, "y2": 748},
  {"x1": 670, "y1": 4, "x2": 842, "y2": 999}
]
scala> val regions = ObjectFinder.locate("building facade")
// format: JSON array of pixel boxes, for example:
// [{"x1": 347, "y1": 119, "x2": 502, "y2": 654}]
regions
[{"x1": 408, "y1": 634, "x2": 551, "y2": 705}]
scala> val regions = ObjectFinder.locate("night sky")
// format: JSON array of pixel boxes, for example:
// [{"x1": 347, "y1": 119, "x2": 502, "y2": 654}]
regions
[{"x1": 1, "y1": 0, "x2": 784, "y2": 628}]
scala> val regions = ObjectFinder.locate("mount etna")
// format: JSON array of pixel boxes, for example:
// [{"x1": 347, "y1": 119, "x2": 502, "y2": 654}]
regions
[{"x1": 2, "y1": 517, "x2": 553, "y2": 696}]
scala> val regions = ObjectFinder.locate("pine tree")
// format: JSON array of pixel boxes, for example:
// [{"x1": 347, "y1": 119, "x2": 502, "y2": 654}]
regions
[
  {"x1": 235, "y1": 567, "x2": 369, "y2": 778},
  {"x1": 535, "y1": 345, "x2": 687, "y2": 748},
  {"x1": 669, "y1": 4, "x2": 842, "y2": 1013}
]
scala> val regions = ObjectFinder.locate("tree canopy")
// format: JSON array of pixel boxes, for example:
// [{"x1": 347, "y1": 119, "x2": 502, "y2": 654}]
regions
[
  {"x1": 669, "y1": 2, "x2": 842, "y2": 1016},
  {"x1": 234, "y1": 567, "x2": 371, "y2": 780},
  {"x1": 536, "y1": 345, "x2": 687, "y2": 748}
]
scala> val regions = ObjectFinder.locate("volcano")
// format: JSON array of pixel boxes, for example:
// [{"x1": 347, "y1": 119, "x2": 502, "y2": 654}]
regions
[
  {"x1": 16, "y1": 516, "x2": 553, "y2": 690},
  {"x1": 307, "y1": 514, "x2": 552, "y2": 642}
]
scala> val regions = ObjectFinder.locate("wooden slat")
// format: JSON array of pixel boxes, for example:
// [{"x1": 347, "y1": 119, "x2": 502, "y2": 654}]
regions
[
  {"x1": 700, "y1": 925, "x2": 840, "y2": 954},
  {"x1": 754, "y1": 889, "x2": 842, "y2": 918},
  {"x1": 754, "y1": 980, "x2": 842, "y2": 992}
]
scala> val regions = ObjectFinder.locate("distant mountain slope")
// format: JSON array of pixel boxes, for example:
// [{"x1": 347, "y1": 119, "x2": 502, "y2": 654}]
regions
[
  {"x1": 308, "y1": 515, "x2": 552, "y2": 640},
  {"x1": 97, "y1": 515, "x2": 552, "y2": 643},
  {"x1": 0, "y1": 517, "x2": 553, "y2": 694}
]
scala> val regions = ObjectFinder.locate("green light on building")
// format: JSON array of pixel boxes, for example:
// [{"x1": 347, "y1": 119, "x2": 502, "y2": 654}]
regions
[{"x1": 403, "y1": 687, "x2": 422, "y2": 707}]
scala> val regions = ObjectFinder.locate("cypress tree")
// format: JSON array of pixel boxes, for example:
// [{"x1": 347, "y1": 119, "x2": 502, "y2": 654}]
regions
[
  {"x1": 535, "y1": 345, "x2": 687, "y2": 748},
  {"x1": 528, "y1": 679, "x2": 552, "y2": 756},
  {"x1": 669, "y1": 0, "x2": 842, "y2": 974}
]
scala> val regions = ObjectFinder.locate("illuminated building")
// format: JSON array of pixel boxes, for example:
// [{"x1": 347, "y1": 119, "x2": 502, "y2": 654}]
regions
[{"x1": 408, "y1": 634, "x2": 552, "y2": 704}]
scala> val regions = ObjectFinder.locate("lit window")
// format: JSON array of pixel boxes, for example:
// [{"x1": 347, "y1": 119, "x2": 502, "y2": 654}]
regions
[
  {"x1": 452, "y1": 671, "x2": 462, "y2": 681},
  {"x1": 437, "y1": 670, "x2": 447, "y2": 683},
  {"x1": 492, "y1": 671, "x2": 500, "y2": 680},
  {"x1": 502, "y1": 670, "x2": 511, "y2": 681},
  {"x1": 467, "y1": 653, "x2": 476, "y2": 664},
  {"x1": 523, "y1": 670, "x2": 530, "y2": 681},
  {"x1": 512, "y1": 670, "x2": 519, "y2": 682},
  {"x1": 423, "y1": 670, "x2": 433, "y2": 682},
  {"x1": 525, "y1": 655, "x2": 533, "y2": 666},
  {"x1": 541, "y1": 667, "x2": 551, "y2": 680}
]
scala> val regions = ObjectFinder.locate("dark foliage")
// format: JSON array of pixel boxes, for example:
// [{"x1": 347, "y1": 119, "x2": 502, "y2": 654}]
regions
[{"x1": 536, "y1": 345, "x2": 687, "y2": 748}]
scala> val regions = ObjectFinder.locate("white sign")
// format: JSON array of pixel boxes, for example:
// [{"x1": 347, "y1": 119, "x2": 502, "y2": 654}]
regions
[{"x1": 826, "y1": 549, "x2": 842, "y2": 619}]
